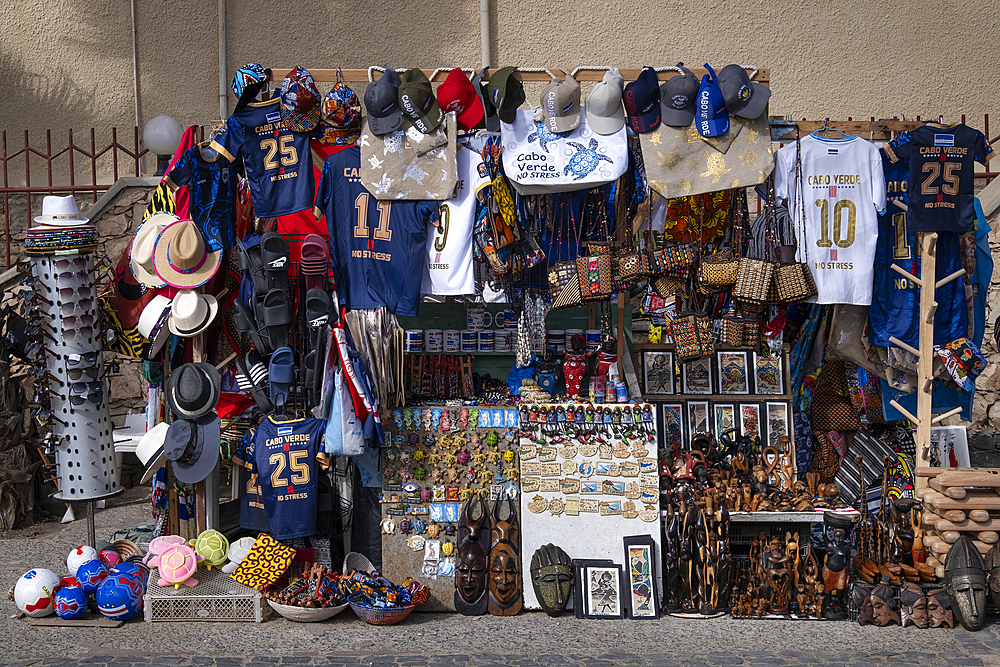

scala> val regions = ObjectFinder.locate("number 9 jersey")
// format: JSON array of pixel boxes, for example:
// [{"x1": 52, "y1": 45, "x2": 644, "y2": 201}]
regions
[
  {"x1": 210, "y1": 96, "x2": 315, "y2": 219},
  {"x1": 253, "y1": 415, "x2": 327, "y2": 540}
]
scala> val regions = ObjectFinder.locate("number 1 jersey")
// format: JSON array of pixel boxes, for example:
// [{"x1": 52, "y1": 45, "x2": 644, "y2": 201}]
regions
[
  {"x1": 253, "y1": 416, "x2": 326, "y2": 540},
  {"x1": 314, "y1": 146, "x2": 435, "y2": 316},
  {"x1": 775, "y1": 134, "x2": 886, "y2": 305}
]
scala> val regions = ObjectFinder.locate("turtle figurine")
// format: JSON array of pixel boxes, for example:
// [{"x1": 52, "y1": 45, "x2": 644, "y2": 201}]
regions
[
  {"x1": 142, "y1": 535, "x2": 186, "y2": 567},
  {"x1": 192, "y1": 529, "x2": 229, "y2": 571},
  {"x1": 156, "y1": 544, "x2": 202, "y2": 589},
  {"x1": 564, "y1": 139, "x2": 614, "y2": 180},
  {"x1": 222, "y1": 536, "x2": 256, "y2": 574}
]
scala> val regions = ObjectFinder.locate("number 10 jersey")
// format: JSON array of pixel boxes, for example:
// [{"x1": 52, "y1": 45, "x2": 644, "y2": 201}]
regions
[
  {"x1": 253, "y1": 416, "x2": 326, "y2": 540},
  {"x1": 775, "y1": 134, "x2": 886, "y2": 305}
]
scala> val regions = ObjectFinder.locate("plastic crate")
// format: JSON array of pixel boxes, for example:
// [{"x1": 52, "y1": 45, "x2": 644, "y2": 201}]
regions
[{"x1": 144, "y1": 567, "x2": 265, "y2": 622}]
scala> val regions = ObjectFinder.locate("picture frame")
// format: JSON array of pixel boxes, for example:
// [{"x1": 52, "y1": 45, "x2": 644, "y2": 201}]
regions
[
  {"x1": 717, "y1": 351, "x2": 750, "y2": 395},
  {"x1": 584, "y1": 563, "x2": 626, "y2": 619},
  {"x1": 766, "y1": 401, "x2": 791, "y2": 448},
  {"x1": 623, "y1": 534, "x2": 659, "y2": 619},
  {"x1": 740, "y1": 403, "x2": 763, "y2": 444},
  {"x1": 662, "y1": 403, "x2": 685, "y2": 450},
  {"x1": 753, "y1": 352, "x2": 784, "y2": 395},
  {"x1": 643, "y1": 350, "x2": 674, "y2": 395},
  {"x1": 687, "y1": 401, "x2": 710, "y2": 436},
  {"x1": 712, "y1": 403, "x2": 736, "y2": 440},
  {"x1": 573, "y1": 559, "x2": 614, "y2": 619},
  {"x1": 681, "y1": 357, "x2": 712, "y2": 395}
]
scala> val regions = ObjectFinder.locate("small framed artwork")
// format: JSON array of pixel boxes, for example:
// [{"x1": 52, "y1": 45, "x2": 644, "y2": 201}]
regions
[
  {"x1": 573, "y1": 559, "x2": 615, "y2": 619},
  {"x1": 740, "y1": 403, "x2": 763, "y2": 444},
  {"x1": 717, "y1": 351, "x2": 750, "y2": 395},
  {"x1": 712, "y1": 403, "x2": 736, "y2": 439},
  {"x1": 753, "y1": 352, "x2": 784, "y2": 395},
  {"x1": 584, "y1": 563, "x2": 626, "y2": 619},
  {"x1": 687, "y1": 401, "x2": 710, "y2": 436},
  {"x1": 623, "y1": 534, "x2": 659, "y2": 619},
  {"x1": 766, "y1": 401, "x2": 791, "y2": 448},
  {"x1": 662, "y1": 403, "x2": 685, "y2": 450},
  {"x1": 681, "y1": 357, "x2": 712, "y2": 395},
  {"x1": 643, "y1": 350, "x2": 674, "y2": 395}
]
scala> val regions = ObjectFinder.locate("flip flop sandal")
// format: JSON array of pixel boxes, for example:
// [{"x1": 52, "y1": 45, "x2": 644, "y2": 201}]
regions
[
  {"x1": 304, "y1": 351, "x2": 316, "y2": 389},
  {"x1": 233, "y1": 299, "x2": 269, "y2": 353},
  {"x1": 311, "y1": 326, "x2": 327, "y2": 408},
  {"x1": 260, "y1": 232, "x2": 290, "y2": 292},
  {"x1": 260, "y1": 289, "x2": 290, "y2": 352},
  {"x1": 305, "y1": 289, "x2": 331, "y2": 329},
  {"x1": 237, "y1": 355, "x2": 274, "y2": 414},
  {"x1": 268, "y1": 346, "x2": 294, "y2": 407},
  {"x1": 238, "y1": 237, "x2": 268, "y2": 295}
]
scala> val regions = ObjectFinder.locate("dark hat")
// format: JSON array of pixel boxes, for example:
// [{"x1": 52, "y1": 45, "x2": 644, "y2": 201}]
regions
[
  {"x1": 163, "y1": 413, "x2": 220, "y2": 484},
  {"x1": 487, "y1": 67, "x2": 525, "y2": 125},
  {"x1": 473, "y1": 67, "x2": 500, "y2": 132},
  {"x1": 660, "y1": 64, "x2": 700, "y2": 127},
  {"x1": 695, "y1": 64, "x2": 729, "y2": 138},
  {"x1": 623, "y1": 66, "x2": 661, "y2": 134},
  {"x1": 718, "y1": 64, "x2": 771, "y2": 120},
  {"x1": 398, "y1": 69, "x2": 445, "y2": 134},
  {"x1": 364, "y1": 66, "x2": 403, "y2": 135},
  {"x1": 166, "y1": 362, "x2": 221, "y2": 419}
]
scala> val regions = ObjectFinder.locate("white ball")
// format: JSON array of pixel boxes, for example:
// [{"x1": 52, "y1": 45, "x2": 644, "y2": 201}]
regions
[
  {"x1": 14, "y1": 569, "x2": 61, "y2": 617},
  {"x1": 66, "y1": 545, "x2": 98, "y2": 577}
]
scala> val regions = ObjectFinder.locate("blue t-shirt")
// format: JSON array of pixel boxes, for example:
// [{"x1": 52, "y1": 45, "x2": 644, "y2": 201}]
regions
[
  {"x1": 235, "y1": 426, "x2": 270, "y2": 533},
  {"x1": 165, "y1": 145, "x2": 236, "y2": 251},
  {"x1": 210, "y1": 96, "x2": 314, "y2": 218},
  {"x1": 253, "y1": 416, "x2": 326, "y2": 540},
  {"x1": 869, "y1": 148, "x2": 967, "y2": 347},
  {"x1": 314, "y1": 146, "x2": 435, "y2": 316}
]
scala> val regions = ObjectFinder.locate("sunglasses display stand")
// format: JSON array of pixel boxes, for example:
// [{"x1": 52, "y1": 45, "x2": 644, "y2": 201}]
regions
[{"x1": 31, "y1": 254, "x2": 121, "y2": 504}]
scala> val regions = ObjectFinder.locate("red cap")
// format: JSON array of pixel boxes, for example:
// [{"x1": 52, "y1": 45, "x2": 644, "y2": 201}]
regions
[{"x1": 436, "y1": 69, "x2": 485, "y2": 131}]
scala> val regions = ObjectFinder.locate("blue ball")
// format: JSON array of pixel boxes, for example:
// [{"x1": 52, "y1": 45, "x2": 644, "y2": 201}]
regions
[
  {"x1": 110, "y1": 562, "x2": 149, "y2": 590},
  {"x1": 54, "y1": 586, "x2": 87, "y2": 620},
  {"x1": 75, "y1": 559, "x2": 108, "y2": 595},
  {"x1": 96, "y1": 572, "x2": 143, "y2": 621}
]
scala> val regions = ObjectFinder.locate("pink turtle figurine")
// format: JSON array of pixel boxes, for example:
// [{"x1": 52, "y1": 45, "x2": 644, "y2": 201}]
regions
[
  {"x1": 142, "y1": 535, "x2": 186, "y2": 567},
  {"x1": 155, "y1": 544, "x2": 203, "y2": 589}
]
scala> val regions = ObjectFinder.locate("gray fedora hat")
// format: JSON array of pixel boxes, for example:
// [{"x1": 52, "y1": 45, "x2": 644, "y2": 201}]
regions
[
  {"x1": 166, "y1": 362, "x2": 221, "y2": 419},
  {"x1": 163, "y1": 413, "x2": 220, "y2": 484}
]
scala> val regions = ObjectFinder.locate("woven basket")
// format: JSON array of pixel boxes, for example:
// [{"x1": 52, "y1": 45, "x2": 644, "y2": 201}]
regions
[
  {"x1": 343, "y1": 551, "x2": 376, "y2": 575},
  {"x1": 348, "y1": 595, "x2": 418, "y2": 625},
  {"x1": 267, "y1": 600, "x2": 349, "y2": 623}
]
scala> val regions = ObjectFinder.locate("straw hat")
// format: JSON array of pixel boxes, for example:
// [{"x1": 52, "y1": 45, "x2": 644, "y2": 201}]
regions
[
  {"x1": 152, "y1": 219, "x2": 222, "y2": 289},
  {"x1": 167, "y1": 290, "x2": 218, "y2": 338},
  {"x1": 131, "y1": 213, "x2": 177, "y2": 288}
]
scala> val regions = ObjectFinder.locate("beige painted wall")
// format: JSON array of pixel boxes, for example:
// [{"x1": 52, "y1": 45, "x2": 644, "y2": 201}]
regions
[{"x1": 1, "y1": 0, "x2": 998, "y2": 181}]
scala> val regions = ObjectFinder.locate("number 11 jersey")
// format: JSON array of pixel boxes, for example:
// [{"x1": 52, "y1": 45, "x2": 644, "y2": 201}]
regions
[
  {"x1": 775, "y1": 134, "x2": 886, "y2": 305},
  {"x1": 314, "y1": 146, "x2": 435, "y2": 316}
]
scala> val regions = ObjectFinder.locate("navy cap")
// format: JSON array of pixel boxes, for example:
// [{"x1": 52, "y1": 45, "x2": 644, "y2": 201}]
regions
[
  {"x1": 695, "y1": 64, "x2": 729, "y2": 138},
  {"x1": 623, "y1": 66, "x2": 661, "y2": 134}
]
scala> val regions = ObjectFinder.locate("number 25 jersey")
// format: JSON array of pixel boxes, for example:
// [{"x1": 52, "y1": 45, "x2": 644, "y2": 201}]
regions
[
  {"x1": 253, "y1": 416, "x2": 326, "y2": 540},
  {"x1": 210, "y1": 96, "x2": 314, "y2": 219},
  {"x1": 775, "y1": 134, "x2": 886, "y2": 305},
  {"x1": 314, "y1": 146, "x2": 435, "y2": 316}
]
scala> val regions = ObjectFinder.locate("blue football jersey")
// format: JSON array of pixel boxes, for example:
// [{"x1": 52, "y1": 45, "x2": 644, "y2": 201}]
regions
[
  {"x1": 253, "y1": 416, "x2": 326, "y2": 540},
  {"x1": 235, "y1": 426, "x2": 270, "y2": 533},
  {"x1": 210, "y1": 96, "x2": 315, "y2": 218},
  {"x1": 164, "y1": 145, "x2": 237, "y2": 251},
  {"x1": 869, "y1": 148, "x2": 967, "y2": 347},
  {"x1": 314, "y1": 146, "x2": 435, "y2": 316}
]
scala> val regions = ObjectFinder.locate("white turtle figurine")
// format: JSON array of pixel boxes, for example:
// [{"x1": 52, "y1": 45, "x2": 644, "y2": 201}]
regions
[{"x1": 221, "y1": 536, "x2": 256, "y2": 574}]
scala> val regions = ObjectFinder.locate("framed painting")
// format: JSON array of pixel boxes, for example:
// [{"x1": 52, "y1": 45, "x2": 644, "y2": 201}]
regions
[
  {"x1": 753, "y1": 352, "x2": 784, "y2": 395},
  {"x1": 717, "y1": 351, "x2": 750, "y2": 395},
  {"x1": 740, "y1": 403, "x2": 763, "y2": 444},
  {"x1": 766, "y1": 401, "x2": 791, "y2": 448},
  {"x1": 662, "y1": 403, "x2": 685, "y2": 450},
  {"x1": 687, "y1": 401, "x2": 710, "y2": 436},
  {"x1": 584, "y1": 563, "x2": 626, "y2": 619},
  {"x1": 643, "y1": 350, "x2": 674, "y2": 395},
  {"x1": 623, "y1": 534, "x2": 659, "y2": 619},
  {"x1": 712, "y1": 403, "x2": 736, "y2": 440},
  {"x1": 681, "y1": 357, "x2": 712, "y2": 395},
  {"x1": 572, "y1": 559, "x2": 615, "y2": 619}
]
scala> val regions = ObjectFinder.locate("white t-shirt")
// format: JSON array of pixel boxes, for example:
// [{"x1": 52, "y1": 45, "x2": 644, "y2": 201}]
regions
[
  {"x1": 421, "y1": 146, "x2": 489, "y2": 296},
  {"x1": 775, "y1": 134, "x2": 886, "y2": 305}
]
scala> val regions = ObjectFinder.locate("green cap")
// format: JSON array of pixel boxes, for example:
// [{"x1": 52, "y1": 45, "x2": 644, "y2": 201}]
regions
[
  {"x1": 487, "y1": 67, "x2": 525, "y2": 124},
  {"x1": 398, "y1": 69, "x2": 444, "y2": 134}
]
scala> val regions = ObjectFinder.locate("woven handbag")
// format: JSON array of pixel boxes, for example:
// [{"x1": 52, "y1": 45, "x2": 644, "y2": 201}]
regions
[
  {"x1": 698, "y1": 248, "x2": 739, "y2": 292},
  {"x1": 719, "y1": 310, "x2": 745, "y2": 347},
  {"x1": 614, "y1": 250, "x2": 651, "y2": 283},
  {"x1": 776, "y1": 262, "x2": 818, "y2": 302},
  {"x1": 551, "y1": 273, "x2": 582, "y2": 310},
  {"x1": 651, "y1": 243, "x2": 697, "y2": 275},
  {"x1": 577, "y1": 253, "x2": 614, "y2": 301},
  {"x1": 734, "y1": 256, "x2": 774, "y2": 304},
  {"x1": 548, "y1": 261, "x2": 578, "y2": 302}
]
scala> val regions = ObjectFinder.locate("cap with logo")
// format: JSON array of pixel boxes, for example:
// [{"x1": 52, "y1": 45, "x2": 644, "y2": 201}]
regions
[
  {"x1": 398, "y1": 69, "x2": 445, "y2": 134},
  {"x1": 659, "y1": 64, "x2": 700, "y2": 128},
  {"x1": 363, "y1": 65, "x2": 403, "y2": 135},
  {"x1": 718, "y1": 64, "x2": 771, "y2": 120},
  {"x1": 541, "y1": 69, "x2": 581, "y2": 133},
  {"x1": 473, "y1": 67, "x2": 501, "y2": 132},
  {"x1": 487, "y1": 67, "x2": 526, "y2": 125},
  {"x1": 436, "y1": 69, "x2": 485, "y2": 132},
  {"x1": 278, "y1": 66, "x2": 321, "y2": 133},
  {"x1": 623, "y1": 66, "x2": 661, "y2": 134},
  {"x1": 695, "y1": 64, "x2": 729, "y2": 138},
  {"x1": 585, "y1": 68, "x2": 625, "y2": 136},
  {"x1": 321, "y1": 79, "x2": 362, "y2": 146},
  {"x1": 232, "y1": 63, "x2": 271, "y2": 113}
]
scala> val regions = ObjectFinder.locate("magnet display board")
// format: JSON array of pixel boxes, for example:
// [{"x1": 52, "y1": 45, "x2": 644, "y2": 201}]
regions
[{"x1": 518, "y1": 404, "x2": 661, "y2": 610}]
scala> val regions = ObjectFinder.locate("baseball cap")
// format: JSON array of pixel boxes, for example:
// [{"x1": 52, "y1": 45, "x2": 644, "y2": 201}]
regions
[
  {"x1": 695, "y1": 64, "x2": 729, "y2": 138},
  {"x1": 278, "y1": 66, "x2": 321, "y2": 133},
  {"x1": 585, "y1": 68, "x2": 625, "y2": 135},
  {"x1": 487, "y1": 67, "x2": 525, "y2": 125},
  {"x1": 718, "y1": 65, "x2": 771, "y2": 120},
  {"x1": 623, "y1": 66, "x2": 661, "y2": 133},
  {"x1": 321, "y1": 81, "x2": 362, "y2": 146},
  {"x1": 540, "y1": 69, "x2": 581, "y2": 133},
  {"x1": 659, "y1": 64, "x2": 699, "y2": 127},
  {"x1": 436, "y1": 69, "x2": 485, "y2": 132},
  {"x1": 232, "y1": 63, "x2": 271, "y2": 113},
  {"x1": 398, "y1": 69, "x2": 445, "y2": 134},
  {"x1": 473, "y1": 68, "x2": 500, "y2": 132},
  {"x1": 364, "y1": 65, "x2": 403, "y2": 135}
]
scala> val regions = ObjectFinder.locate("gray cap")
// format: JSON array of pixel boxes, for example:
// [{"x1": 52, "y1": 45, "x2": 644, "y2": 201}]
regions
[
  {"x1": 718, "y1": 64, "x2": 771, "y2": 120},
  {"x1": 363, "y1": 65, "x2": 403, "y2": 135},
  {"x1": 472, "y1": 67, "x2": 500, "y2": 132},
  {"x1": 585, "y1": 68, "x2": 625, "y2": 135},
  {"x1": 540, "y1": 69, "x2": 581, "y2": 133},
  {"x1": 660, "y1": 64, "x2": 700, "y2": 127}
]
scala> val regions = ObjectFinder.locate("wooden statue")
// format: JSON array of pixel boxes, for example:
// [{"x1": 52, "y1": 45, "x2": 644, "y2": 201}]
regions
[
  {"x1": 662, "y1": 505, "x2": 682, "y2": 611},
  {"x1": 764, "y1": 538, "x2": 791, "y2": 614}
]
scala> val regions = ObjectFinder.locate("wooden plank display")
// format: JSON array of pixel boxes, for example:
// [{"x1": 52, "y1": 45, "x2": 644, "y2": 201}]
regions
[
  {"x1": 263, "y1": 67, "x2": 770, "y2": 85},
  {"x1": 517, "y1": 403, "x2": 661, "y2": 611}
]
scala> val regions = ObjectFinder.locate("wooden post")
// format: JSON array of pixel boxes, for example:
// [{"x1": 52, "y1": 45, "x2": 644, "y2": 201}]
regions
[{"x1": 915, "y1": 232, "x2": 937, "y2": 492}]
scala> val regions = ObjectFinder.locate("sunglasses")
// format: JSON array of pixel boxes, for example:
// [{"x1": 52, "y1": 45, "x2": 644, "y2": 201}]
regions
[
  {"x1": 70, "y1": 381, "x2": 102, "y2": 395},
  {"x1": 70, "y1": 391, "x2": 103, "y2": 406},
  {"x1": 59, "y1": 286, "x2": 93, "y2": 300},
  {"x1": 68, "y1": 367, "x2": 98, "y2": 380},
  {"x1": 64, "y1": 327, "x2": 94, "y2": 341},
  {"x1": 60, "y1": 299, "x2": 95, "y2": 315},
  {"x1": 62, "y1": 315, "x2": 94, "y2": 328},
  {"x1": 67, "y1": 352, "x2": 99, "y2": 365},
  {"x1": 54, "y1": 257, "x2": 87, "y2": 271},
  {"x1": 57, "y1": 271, "x2": 89, "y2": 285}
]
